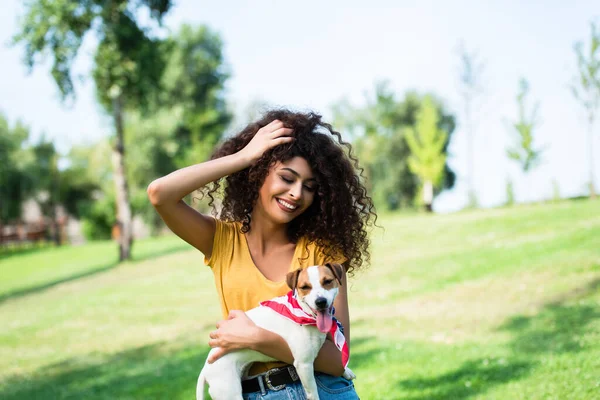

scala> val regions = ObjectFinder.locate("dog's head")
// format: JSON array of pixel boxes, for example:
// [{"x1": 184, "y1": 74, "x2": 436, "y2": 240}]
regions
[{"x1": 286, "y1": 263, "x2": 344, "y2": 333}]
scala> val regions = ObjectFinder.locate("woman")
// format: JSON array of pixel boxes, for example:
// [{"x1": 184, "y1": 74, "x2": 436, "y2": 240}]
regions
[{"x1": 148, "y1": 109, "x2": 376, "y2": 398}]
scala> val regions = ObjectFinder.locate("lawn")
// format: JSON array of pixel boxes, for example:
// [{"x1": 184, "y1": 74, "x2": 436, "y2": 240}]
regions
[{"x1": 1, "y1": 199, "x2": 599, "y2": 399}]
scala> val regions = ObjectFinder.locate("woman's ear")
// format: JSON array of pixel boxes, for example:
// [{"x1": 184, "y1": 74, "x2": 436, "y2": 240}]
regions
[
  {"x1": 325, "y1": 263, "x2": 344, "y2": 285},
  {"x1": 286, "y1": 269, "x2": 302, "y2": 290}
]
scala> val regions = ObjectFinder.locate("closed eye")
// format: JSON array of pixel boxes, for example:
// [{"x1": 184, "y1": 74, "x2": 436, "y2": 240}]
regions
[
  {"x1": 299, "y1": 285, "x2": 311, "y2": 290},
  {"x1": 322, "y1": 279, "x2": 333, "y2": 285},
  {"x1": 280, "y1": 176, "x2": 293, "y2": 184}
]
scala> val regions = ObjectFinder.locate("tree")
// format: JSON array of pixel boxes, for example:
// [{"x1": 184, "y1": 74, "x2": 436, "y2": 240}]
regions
[
  {"x1": 160, "y1": 24, "x2": 231, "y2": 168},
  {"x1": 66, "y1": 141, "x2": 114, "y2": 240},
  {"x1": 505, "y1": 78, "x2": 544, "y2": 205},
  {"x1": 405, "y1": 96, "x2": 449, "y2": 212},
  {"x1": 506, "y1": 78, "x2": 544, "y2": 172},
  {"x1": 457, "y1": 42, "x2": 486, "y2": 208},
  {"x1": 14, "y1": 0, "x2": 173, "y2": 260},
  {"x1": 30, "y1": 138, "x2": 62, "y2": 245},
  {"x1": 572, "y1": 21, "x2": 600, "y2": 199},
  {"x1": 28, "y1": 137, "x2": 100, "y2": 245},
  {"x1": 0, "y1": 114, "x2": 34, "y2": 229},
  {"x1": 333, "y1": 82, "x2": 456, "y2": 210},
  {"x1": 124, "y1": 24, "x2": 231, "y2": 232}
]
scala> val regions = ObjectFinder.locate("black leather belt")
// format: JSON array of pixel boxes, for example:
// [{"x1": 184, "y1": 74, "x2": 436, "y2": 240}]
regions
[{"x1": 241, "y1": 366, "x2": 300, "y2": 393}]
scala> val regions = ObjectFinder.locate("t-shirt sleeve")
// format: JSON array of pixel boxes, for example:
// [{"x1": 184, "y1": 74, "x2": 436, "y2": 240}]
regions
[{"x1": 203, "y1": 217, "x2": 233, "y2": 267}]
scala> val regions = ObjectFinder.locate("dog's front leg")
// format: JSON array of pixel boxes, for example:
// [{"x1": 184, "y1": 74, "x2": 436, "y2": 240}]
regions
[{"x1": 293, "y1": 360, "x2": 319, "y2": 400}]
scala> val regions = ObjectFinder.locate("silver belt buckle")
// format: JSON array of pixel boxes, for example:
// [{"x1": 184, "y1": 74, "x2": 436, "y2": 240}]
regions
[{"x1": 264, "y1": 368, "x2": 286, "y2": 391}]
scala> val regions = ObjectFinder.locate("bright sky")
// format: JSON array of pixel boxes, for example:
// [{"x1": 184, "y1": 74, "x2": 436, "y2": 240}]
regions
[{"x1": 1, "y1": 1, "x2": 599, "y2": 212}]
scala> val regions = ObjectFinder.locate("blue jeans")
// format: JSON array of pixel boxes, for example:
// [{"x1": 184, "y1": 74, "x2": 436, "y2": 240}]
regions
[{"x1": 242, "y1": 372, "x2": 359, "y2": 399}]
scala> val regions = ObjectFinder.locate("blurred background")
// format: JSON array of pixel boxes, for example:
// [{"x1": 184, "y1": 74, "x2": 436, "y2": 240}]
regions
[{"x1": 1, "y1": 1, "x2": 599, "y2": 399}]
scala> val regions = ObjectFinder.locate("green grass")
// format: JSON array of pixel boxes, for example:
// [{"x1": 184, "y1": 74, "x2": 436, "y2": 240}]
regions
[{"x1": 1, "y1": 199, "x2": 599, "y2": 399}]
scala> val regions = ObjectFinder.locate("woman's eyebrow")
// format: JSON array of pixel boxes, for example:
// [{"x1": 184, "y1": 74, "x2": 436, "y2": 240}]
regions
[{"x1": 281, "y1": 167, "x2": 317, "y2": 182}]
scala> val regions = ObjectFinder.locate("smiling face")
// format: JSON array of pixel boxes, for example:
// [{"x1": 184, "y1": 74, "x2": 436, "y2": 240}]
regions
[{"x1": 254, "y1": 156, "x2": 317, "y2": 225}]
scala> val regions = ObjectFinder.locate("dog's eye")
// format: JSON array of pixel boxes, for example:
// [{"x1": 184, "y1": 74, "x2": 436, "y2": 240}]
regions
[
  {"x1": 300, "y1": 285, "x2": 311, "y2": 290},
  {"x1": 323, "y1": 279, "x2": 333, "y2": 285}
]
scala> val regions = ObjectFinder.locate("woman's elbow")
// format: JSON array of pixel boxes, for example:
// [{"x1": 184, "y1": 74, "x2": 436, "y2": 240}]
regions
[{"x1": 147, "y1": 179, "x2": 163, "y2": 206}]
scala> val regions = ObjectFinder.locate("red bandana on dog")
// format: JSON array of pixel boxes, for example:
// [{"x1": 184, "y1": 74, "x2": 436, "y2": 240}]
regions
[{"x1": 260, "y1": 290, "x2": 350, "y2": 368}]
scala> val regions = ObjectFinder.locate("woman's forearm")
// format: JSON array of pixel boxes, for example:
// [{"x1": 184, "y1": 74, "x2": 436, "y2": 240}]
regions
[
  {"x1": 147, "y1": 152, "x2": 251, "y2": 206},
  {"x1": 252, "y1": 328, "x2": 345, "y2": 376}
]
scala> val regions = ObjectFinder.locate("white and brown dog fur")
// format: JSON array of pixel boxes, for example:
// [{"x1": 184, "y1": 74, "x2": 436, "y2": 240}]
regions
[{"x1": 196, "y1": 263, "x2": 355, "y2": 400}]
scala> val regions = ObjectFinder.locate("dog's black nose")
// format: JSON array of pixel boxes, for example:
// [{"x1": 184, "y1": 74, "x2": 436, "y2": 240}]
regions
[{"x1": 315, "y1": 297, "x2": 328, "y2": 309}]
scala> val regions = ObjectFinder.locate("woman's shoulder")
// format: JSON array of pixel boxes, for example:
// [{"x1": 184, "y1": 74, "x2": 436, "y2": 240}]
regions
[
  {"x1": 204, "y1": 218, "x2": 242, "y2": 267},
  {"x1": 214, "y1": 217, "x2": 241, "y2": 232}
]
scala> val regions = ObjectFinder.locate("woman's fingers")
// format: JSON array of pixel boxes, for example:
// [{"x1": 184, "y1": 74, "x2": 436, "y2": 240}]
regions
[
  {"x1": 268, "y1": 127, "x2": 293, "y2": 138},
  {"x1": 271, "y1": 136, "x2": 294, "y2": 147},
  {"x1": 259, "y1": 120, "x2": 283, "y2": 135}
]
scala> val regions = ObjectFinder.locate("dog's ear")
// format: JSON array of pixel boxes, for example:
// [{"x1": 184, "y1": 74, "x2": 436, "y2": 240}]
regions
[
  {"x1": 325, "y1": 263, "x2": 345, "y2": 285},
  {"x1": 286, "y1": 269, "x2": 302, "y2": 290}
]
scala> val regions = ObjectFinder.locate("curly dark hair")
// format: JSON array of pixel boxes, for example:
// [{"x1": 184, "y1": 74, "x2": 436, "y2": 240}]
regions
[{"x1": 203, "y1": 109, "x2": 377, "y2": 275}]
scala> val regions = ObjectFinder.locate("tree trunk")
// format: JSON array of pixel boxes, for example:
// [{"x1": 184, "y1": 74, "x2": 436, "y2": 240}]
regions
[
  {"x1": 423, "y1": 180, "x2": 434, "y2": 212},
  {"x1": 50, "y1": 204, "x2": 60, "y2": 246},
  {"x1": 112, "y1": 95, "x2": 133, "y2": 261},
  {"x1": 465, "y1": 99, "x2": 477, "y2": 208},
  {"x1": 589, "y1": 118, "x2": 597, "y2": 199},
  {"x1": 50, "y1": 167, "x2": 60, "y2": 246}
]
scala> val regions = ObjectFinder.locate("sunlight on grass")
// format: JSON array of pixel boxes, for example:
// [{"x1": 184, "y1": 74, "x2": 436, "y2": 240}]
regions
[{"x1": 1, "y1": 199, "x2": 599, "y2": 399}]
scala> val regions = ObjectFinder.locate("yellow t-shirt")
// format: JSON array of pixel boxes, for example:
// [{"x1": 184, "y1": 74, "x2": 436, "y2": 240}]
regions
[
  {"x1": 204, "y1": 218, "x2": 345, "y2": 318},
  {"x1": 203, "y1": 218, "x2": 346, "y2": 374}
]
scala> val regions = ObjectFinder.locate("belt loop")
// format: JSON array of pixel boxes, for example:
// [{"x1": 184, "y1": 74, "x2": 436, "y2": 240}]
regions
[
  {"x1": 288, "y1": 366, "x2": 299, "y2": 381},
  {"x1": 257, "y1": 375, "x2": 267, "y2": 396}
]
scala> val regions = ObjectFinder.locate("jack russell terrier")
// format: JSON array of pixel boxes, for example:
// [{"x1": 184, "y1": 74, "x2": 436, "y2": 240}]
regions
[{"x1": 196, "y1": 263, "x2": 355, "y2": 400}]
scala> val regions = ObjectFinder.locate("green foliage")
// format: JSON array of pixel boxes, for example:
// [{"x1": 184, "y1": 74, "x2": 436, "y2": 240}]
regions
[
  {"x1": 335, "y1": 84, "x2": 456, "y2": 210},
  {"x1": 123, "y1": 25, "x2": 231, "y2": 231},
  {"x1": 29, "y1": 138, "x2": 60, "y2": 218},
  {"x1": 572, "y1": 21, "x2": 600, "y2": 122},
  {"x1": 80, "y1": 195, "x2": 116, "y2": 240},
  {"x1": 405, "y1": 96, "x2": 448, "y2": 188},
  {"x1": 0, "y1": 113, "x2": 100, "y2": 228},
  {"x1": 0, "y1": 114, "x2": 35, "y2": 223},
  {"x1": 506, "y1": 78, "x2": 544, "y2": 173},
  {"x1": 92, "y1": 11, "x2": 165, "y2": 112},
  {"x1": 572, "y1": 20, "x2": 600, "y2": 198},
  {"x1": 159, "y1": 24, "x2": 232, "y2": 168},
  {"x1": 13, "y1": 0, "x2": 172, "y2": 101},
  {"x1": 13, "y1": 4, "x2": 230, "y2": 240}
]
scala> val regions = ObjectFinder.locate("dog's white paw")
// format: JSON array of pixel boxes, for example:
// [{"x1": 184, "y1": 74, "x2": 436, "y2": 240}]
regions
[{"x1": 342, "y1": 367, "x2": 356, "y2": 380}]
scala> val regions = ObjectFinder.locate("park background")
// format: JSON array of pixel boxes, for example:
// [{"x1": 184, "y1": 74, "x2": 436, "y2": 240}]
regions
[{"x1": 1, "y1": 1, "x2": 599, "y2": 399}]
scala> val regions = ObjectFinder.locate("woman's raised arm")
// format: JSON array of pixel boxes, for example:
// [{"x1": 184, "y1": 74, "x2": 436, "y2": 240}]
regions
[{"x1": 147, "y1": 120, "x2": 293, "y2": 257}]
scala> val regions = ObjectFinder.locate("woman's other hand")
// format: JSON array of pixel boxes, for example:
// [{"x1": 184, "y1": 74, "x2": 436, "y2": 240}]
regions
[
  {"x1": 238, "y1": 119, "x2": 294, "y2": 164},
  {"x1": 207, "y1": 310, "x2": 261, "y2": 363}
]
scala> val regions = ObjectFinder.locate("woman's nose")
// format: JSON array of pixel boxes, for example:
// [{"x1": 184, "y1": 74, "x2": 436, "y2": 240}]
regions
[{"x1": 289, "y1": 183, "x2": 302, "y2": 199}]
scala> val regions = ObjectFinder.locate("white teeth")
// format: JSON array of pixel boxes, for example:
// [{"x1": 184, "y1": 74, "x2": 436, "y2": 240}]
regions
[{"x1": 277, "y1": 199, "x2": 297, "y2": 210}]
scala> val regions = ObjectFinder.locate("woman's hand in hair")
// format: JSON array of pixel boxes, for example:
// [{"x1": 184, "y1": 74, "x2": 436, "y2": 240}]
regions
[{"x1": 238, "y1": 119, "x2": 294, "y2": 164}]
